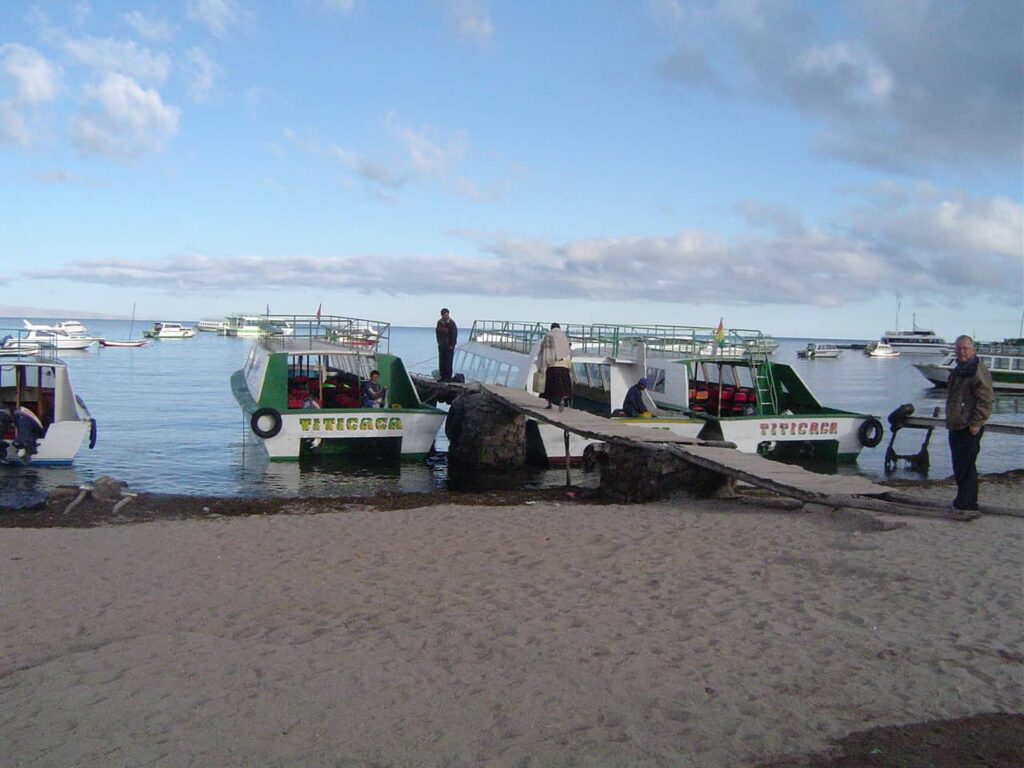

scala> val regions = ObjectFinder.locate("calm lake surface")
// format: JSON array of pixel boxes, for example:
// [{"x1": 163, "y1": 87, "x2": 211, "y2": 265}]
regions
[{"x1": 2, "y1": 317, "x2": 1022, "y2": 507}]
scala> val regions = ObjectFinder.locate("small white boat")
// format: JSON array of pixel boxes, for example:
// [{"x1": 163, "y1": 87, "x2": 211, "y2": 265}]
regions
[
  {"x1": 865, "y1": 341, "x2": 900, "y2": 358},
  {"x1": 0, "y1": 340, "x2": 96, "y2": 465},
  {"x1": 143, "y1": 322, "x2": 196, "y2": 339},
  {"x1": 99, "y1": 339, "x2": 148, "y2": 348},
  {"x1": 22, "y1": 328, "x2": 98, "y2": 350},
  {"x1": 233, "y1": 314, "x2": 445, "y2": 460},
  {"x1": 0, "y1": 335, "x2": 42, "y2": 356},
  {"x1": 796, "y1": 343, "x2": 841, "y2": 359}
]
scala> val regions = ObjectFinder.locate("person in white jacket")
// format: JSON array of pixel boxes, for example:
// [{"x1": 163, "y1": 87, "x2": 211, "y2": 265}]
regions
[{"x1": 536, "y1": 323, "x2": 573, "y2": 411}]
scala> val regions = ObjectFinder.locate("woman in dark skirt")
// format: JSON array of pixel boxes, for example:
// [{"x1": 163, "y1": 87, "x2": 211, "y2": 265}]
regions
[{"x1": 536, "y1": 323, "x2": 573, "y2": 411}]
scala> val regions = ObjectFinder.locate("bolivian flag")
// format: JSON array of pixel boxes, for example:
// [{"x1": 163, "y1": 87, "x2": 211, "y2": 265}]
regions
[{"x1": 715, "y1": 318, "x2": 726, "y2": 347}]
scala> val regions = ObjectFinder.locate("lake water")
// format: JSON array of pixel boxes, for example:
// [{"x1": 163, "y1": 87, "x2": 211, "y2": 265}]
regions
[{"x1": 2, "y1": 317, "x2": 1021, "y2": 507}]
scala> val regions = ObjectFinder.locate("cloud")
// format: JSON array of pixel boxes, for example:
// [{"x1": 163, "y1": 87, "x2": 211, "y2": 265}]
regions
[
  {"x1": 388, "y1": 118, "x2": 467, "y2": 177},
  {"x1": 61, "y1": 35, "x2": 171, "y2": 84},
  {"x1": 183, "y1": 47, "x2": 218, "y2": 102},
  {"x1": 72, "y1": 72, "x2": 179, "y2": 159},
  {"x1": 123, "y1": 10, "x2": 176, "y2": 42},
  {"x1": 444, "y1": 0, "x2": 495, "y2": 43},
  {"x1": 186, "y1": 0, "x2": 249, "y2": 37},
  {"x1": 0, "y1": 44, "x2": 60, "y2": 146},
  {"x1": 658, "y1": 0, "x2": 1023, "y2": 172},
  {"x1": 26, "y1": 187, "x2": 1022, "y2": 307}
]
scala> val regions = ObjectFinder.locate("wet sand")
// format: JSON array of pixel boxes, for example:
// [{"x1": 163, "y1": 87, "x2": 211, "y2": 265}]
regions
[{"x1": 1, "y1": 477, "x2": 1022, "y2": 767}]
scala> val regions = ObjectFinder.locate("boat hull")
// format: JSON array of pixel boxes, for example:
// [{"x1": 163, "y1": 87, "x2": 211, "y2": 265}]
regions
[
  {"x1": 914, "y1": 363, "x2": 1024, "y2": 393},
  {"x1": 243, "y1": 405, "x2": 444, "y2": 460}
]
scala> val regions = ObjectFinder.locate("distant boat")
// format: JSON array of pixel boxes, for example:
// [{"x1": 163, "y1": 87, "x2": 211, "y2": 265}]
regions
[
  {"x1": 196, "y1": 318, "x2": 229, "y2": 333},
  {"x1": 143, "y1": 322, "x2": 196, "y2": 339},
  {"x1": 796, "y1": 343, "x2": 841, "y2": 359},
  {"x1": 99, "y1": 303, "x2": 148, "y2": 348},
  {"x1": 881, "y1": 313, "x2": 951, "y2": 354},
  {"x1": 865, "y1": 341, "x2": 900, "y2": 358},
  {"x1": 21, "y1": 321, "x2": 98, "y2": 350}
]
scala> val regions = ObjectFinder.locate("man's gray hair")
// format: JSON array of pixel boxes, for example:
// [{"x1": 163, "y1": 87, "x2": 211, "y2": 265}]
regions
[{"x1": 955, "y1": 335, "x2": 975, "y2": 346}]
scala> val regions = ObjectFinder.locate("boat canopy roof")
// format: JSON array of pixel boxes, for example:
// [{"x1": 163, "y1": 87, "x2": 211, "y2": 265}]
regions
[
  {"x1": 256, "y1": 314, "x2": 390, "y2": 355},
  {"x1": 468, "y1": 320, "x2": 771, "y2": 360}
]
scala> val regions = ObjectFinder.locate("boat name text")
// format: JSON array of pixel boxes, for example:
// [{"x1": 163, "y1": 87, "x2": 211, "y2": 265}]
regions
[
  {"x1": 299, "y1": 416, "x2": 402, "y2": 433},
  {"x1": 759, "y1": 421, "x2": 839, "y2": 437}
]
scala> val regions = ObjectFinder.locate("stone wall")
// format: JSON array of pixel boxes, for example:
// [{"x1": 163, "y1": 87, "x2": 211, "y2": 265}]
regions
[
  {"x1": 599, "y1": 443, "x2": 732, "y2": 502},
  {"x1": 445, "y1": 390, "x2": 526, "y2": 472}
]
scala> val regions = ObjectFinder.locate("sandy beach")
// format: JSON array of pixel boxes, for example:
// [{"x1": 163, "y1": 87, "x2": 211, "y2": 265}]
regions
[{"x1": 1, "y1": 477, "x2": 1022, "y2": 767}]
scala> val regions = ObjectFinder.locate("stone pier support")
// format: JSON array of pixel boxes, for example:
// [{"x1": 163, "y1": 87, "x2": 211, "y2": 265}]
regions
[
  {"x1": 445, "y1": 390, "x2": 526, "y2": 472},
  {"x1": 599, "y1": 443, "x2": 732, "y2": 502}
]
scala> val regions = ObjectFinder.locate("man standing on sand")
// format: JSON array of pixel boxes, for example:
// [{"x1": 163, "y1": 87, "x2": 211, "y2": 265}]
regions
[
  {"x1": 436, "y1": 308, "x2": 458, "y2": 382},
  {"x1": 946, "y1": 335, "x2": 994, "y2": 519}
]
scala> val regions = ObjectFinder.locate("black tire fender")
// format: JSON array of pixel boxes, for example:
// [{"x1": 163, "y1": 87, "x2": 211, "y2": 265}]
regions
[
  {"x1": 251, "y1": 407, "x2": 283, "y2": 439},
  {"x1": 858, "y1": 416, "x2": 883, "y2": 448}
]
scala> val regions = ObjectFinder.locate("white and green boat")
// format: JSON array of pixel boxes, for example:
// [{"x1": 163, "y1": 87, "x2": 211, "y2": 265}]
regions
[
  {"x1": 456, "y1": 321, "x2": 882, "y2": 465},
  {"x1": 232, "y1": 314, "x2": 445, "y2": 461}
]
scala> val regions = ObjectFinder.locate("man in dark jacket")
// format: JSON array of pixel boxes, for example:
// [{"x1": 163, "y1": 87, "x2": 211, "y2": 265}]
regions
[
  {"x1": 945, "y1": 335, "x2": 994, "y2": 518},
  {"x1": 622, "y1": 377, "x2": 650, "y2": 417},
  {"x1": 435, "y1": 308, "x2": 458, "y2": 382}
]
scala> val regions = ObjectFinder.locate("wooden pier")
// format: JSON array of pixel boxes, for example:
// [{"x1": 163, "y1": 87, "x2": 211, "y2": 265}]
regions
[{"x1": 476, "y1": 384, "x2": 1021, "y2": 520}]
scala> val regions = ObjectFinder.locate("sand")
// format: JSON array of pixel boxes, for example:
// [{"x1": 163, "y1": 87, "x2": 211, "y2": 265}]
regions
[{"x1": 1, "y1": 482, "x2": 1022, "y2": 767}]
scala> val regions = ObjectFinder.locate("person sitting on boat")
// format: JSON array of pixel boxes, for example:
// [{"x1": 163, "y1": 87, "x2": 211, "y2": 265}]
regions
[
  {"x1": 622, "y1": 377, "x2": 651, "y2": 417},
  {"x1": 361, "y1": 370, "x2": 386, "y2": 408},
  {"x1": 536, "y1": 322, "x2": 573, "y2": 411}
]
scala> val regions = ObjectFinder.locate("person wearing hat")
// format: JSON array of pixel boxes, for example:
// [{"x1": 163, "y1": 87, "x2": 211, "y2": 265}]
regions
[{"x1": 622, "y1": 377, "x2": 651, "y2": 417}]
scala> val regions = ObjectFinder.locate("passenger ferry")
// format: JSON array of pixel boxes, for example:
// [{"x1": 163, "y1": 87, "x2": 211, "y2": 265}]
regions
[
  {"x1": 913, "y1": 340, "x2": 1024, "y2": 393},
  {"x1": 880, "y1": 316, "x2": 951, "y2": 354},
  {"x1": 196, "y1": 318, "x2": 229, "y2": 333},
  {"x1": 232, "y1": 314, "x2": 445, "y2": 460},
  {"x1": 455, "y1": 321, "x2": 882, "y2": 466},
  {"x1": 0, "y1": 330, "x2": 97, "y2": 464}
]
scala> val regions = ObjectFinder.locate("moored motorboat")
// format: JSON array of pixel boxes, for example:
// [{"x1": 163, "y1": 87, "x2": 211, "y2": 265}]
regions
[
  {"x1": 796, "y1": 342, "x2": 841, "y2": 359},
  {"x1": 196, "y1": 318, "x2": 229, "y2": 333},
  {"x1": 232, "y1": 314, "x2": 446, "y2": 460},
  {"x1": 0, "y1": 334, "x2": 97, "y2": 464},
  {"x1": 865, "y1": 341, "x2": 900, "y2": 358},
  {"x1": 456, "y1": 321, "x2": 881, "y2": 466},
  {"x1": 22, "y1": 327, "x2": 98, "y2": 350},
  {"x1": 913, "y1": 340, "x2": 1024, "y2": 393},
  {"x1": 143, "y1": 322, "x2": 196, "y2": 339}
]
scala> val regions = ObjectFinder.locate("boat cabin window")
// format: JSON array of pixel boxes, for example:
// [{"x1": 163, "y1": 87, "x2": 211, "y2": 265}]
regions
[
  {"x1": 992, "y1": 357, "x2": 1010, "y2": 371},
  {"x1": 645, "y1": 367, "x2": 666, "y2": 393},
  {"x1": 1013, "y1": 358, "x2": 1024, "y2": 371}
]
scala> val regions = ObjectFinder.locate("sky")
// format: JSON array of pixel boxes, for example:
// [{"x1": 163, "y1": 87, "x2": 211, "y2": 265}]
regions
[{"x1": 1, "y1": 0, "x2": 1022, "y2": 340}]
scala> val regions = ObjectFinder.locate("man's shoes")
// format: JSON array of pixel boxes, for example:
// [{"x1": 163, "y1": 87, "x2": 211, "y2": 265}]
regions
[
  {"x1": 545, "y1": 403, "x2": 553, "y2": 409},
  {"x1": 558, "y1": 400, "x2": 565, "y2": 412},
  {"x1": 955, "y1": 508, "x2": 981, "y2": 521}
]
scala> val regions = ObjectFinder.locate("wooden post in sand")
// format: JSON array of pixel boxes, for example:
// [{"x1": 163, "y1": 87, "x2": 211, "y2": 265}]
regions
[{"x1": 564, "y1": 429, "x2": 571, "y2": 487}]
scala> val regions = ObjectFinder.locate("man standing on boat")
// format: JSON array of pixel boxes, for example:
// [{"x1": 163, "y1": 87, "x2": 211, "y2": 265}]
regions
[
  {"x1": 536, "y1": 322, "x2": 573, "y2": 411},
  {"x1": 436, "y1": 308, "x2": 458, "y2": 382},
  {"x1": 946, "y1": 335, "x2": 994, "y2": 519}
]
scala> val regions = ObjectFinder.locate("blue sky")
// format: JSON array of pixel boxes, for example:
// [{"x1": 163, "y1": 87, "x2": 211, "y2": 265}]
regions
[{"x1": 1, "y1": 0, "x2": 1022, "y2": 339}]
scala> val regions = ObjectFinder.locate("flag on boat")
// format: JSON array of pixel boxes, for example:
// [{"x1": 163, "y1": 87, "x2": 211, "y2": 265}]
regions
[
  {"x1": 714, "y1": 318, "x2": 726, "y2": 347},
  {"x1": 316, "y1": 303, "x2": 322, "y2": 322}
]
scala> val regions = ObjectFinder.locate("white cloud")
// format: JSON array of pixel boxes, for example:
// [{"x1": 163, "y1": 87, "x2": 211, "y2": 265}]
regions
[
  {"x1": 184, "y1": 47, "x2": 218, "y2": 102},
  {"x1": 62, "y1": 35, "x2": 170, "y2": 84},
  {"x1": 0, "y1": 44, "x2": 61, "y2": 104},
  {"x1": 25, "y1": 188, "x2": 1022, "y2": 307},
  {"x1": 187, "y1": 0, "x2": 248, "y2": 37},
  {"x1": 72, "y1": 72, "x2": 179, "y2": 159},
  {"x1": 444, "y1": 0, "x2": 494, "y2": 43},
  {"x1": 124, "y1": 10, "x2": 176, "y2": 42},
  {"x1": 0, "y1": 102, "x2": 32, "y2": 146},
  {"x1": 390, "y1": 120, "x2": 467, "y2": 177}
]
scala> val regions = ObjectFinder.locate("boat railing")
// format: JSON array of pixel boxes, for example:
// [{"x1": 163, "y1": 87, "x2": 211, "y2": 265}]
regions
[
  {"x1": 258, "y1": 314, "x2": 390, "y2": 354},
  {"x1": 976, "y1": 340, "x2": 1024, "y2": 356},
  {"x1": 468, "y1": 320, "x2": 772, "y2": 360},
  {"x1": 0, "y1": 327, "x2": 59, "y2": 359}
]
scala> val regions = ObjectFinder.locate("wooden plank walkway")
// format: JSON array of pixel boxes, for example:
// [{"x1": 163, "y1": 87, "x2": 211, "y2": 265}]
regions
[
  {"x1": 480, "y1": 383, "x2": 886, "y2": 502},
  {"x1": 901, "y1": 416, "x2": 1024, "y2": 436}
]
